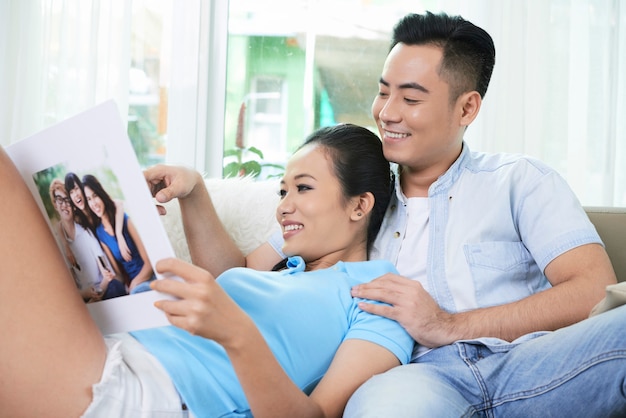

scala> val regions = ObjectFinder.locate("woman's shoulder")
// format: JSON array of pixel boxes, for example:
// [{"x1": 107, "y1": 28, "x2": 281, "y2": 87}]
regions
[{"x1": 341, "y1": 259, "x2": 397, "y2": 282}]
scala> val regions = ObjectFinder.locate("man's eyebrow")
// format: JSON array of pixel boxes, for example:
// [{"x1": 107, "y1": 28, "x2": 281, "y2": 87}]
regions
[{"x1": 378, "y1": 77, "x2": 430, "y2": 94}]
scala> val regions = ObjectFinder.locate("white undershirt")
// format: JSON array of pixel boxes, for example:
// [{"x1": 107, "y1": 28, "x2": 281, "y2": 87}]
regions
[
  {"x1": 396, "y1": 197, "x2": 430, "y2": 293},
  {"x1": 396, "y1": 197, "x2": 431, "y2": 358}
]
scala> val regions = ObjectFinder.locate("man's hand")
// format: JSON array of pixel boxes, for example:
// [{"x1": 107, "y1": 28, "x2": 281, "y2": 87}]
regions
[{"x1": 351, "y1": 273, "x2": 455, "y2": 348}]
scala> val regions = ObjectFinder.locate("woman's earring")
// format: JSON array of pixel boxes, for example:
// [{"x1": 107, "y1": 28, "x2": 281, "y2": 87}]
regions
[{"x1": 357, "y1": 212, "x2": 362, "y2": 216}]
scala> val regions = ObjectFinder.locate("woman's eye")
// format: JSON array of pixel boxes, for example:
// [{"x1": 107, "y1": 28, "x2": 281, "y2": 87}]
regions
[
  {"x1": 278, "y1": 189, "x2": 287, "y2": 198},
  {"x1": 297, "y1": 184, "x2": 312, "y2": 192}
]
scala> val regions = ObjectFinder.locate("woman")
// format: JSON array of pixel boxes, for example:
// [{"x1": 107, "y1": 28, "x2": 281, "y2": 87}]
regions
[
  {"x1": 49, "y1": 179, "x2": 127, "y2": 301},
  {"x1": 0, "y1": 124, "x2": 413, "y2": 418},
  {"x1": 82, "y1": 174, "x2": 155, "y2": 294},
  {"x1": 65, "y1": 172, "x2": 133, "y2": 262}
]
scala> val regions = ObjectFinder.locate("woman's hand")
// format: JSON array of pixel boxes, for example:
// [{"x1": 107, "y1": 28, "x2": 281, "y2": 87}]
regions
[
  {"x1": 143, "y1": 165, "x2": 204, "y2": 216},
  {"x1": 116, "y1": 235, "x2": 132, "y2": 262},
  {"x1": 151, "y1": 258, "x2": 254, "y2": 347}
]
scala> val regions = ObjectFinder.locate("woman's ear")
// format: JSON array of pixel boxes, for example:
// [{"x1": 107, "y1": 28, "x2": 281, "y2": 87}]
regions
[{"x1": 350, "y1": 192, "x2": 375, "y2": 221}]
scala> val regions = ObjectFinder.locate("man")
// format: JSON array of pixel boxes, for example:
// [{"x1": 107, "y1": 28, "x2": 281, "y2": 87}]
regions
[
  {"x1": 341, "y1": 12, "x2": 625, "y2": 416},
  {"x1": 145, "y1": 11, "x2": 625, "y2": 416}
]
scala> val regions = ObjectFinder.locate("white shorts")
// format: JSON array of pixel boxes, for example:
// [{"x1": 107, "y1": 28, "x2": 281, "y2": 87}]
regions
[{"x1": 81, "y1": 333, "x2": 192, "y2": 418}]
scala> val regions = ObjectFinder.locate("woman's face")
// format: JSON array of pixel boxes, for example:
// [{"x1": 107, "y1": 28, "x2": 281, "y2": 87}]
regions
[
  {"x1": 277, "y1": 144, "x2": 363, "y2": 266},
  {"x1": 84, "y1": 186, "x2": 104, "y2": 219},
  {"x1": 53, "y1": 189, "x2": 73, "y2": 221},
  {"x1": 69, "y1": 184, "x2": 86, "y2": 211}
]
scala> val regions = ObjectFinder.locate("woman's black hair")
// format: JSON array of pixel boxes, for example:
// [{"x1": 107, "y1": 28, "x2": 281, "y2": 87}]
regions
[
  {"x1": 64, "y1": 172, "x2": 96, "y2": 232},
  {"x1": 81, "y1": 174, "x2": 118, "y2": 232},
  {"x1": 272, "y1": 123, "x2": 392, "y2": 271}
]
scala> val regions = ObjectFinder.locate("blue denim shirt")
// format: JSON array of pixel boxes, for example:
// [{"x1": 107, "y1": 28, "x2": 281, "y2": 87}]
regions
[{"x1": 371, "y1": 143, "x2": 602, "y2": 314}]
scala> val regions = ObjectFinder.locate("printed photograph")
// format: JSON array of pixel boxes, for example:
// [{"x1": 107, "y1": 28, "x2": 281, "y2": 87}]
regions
[{"x1": 34, "y1": 158, "x2": 154, "y2": 304}]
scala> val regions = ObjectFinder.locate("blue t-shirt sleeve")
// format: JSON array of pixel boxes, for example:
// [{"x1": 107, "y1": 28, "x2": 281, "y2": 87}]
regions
[{"x1": 343, "y1": 260, "x2": 414, "y2": 364}]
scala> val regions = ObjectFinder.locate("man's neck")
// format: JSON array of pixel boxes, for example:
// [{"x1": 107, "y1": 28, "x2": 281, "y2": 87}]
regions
[
  {"x1": 399, "y1": 167, "x2": 438, "y2": 198},
  {"x1": 399, "y1": 142, "x2": 464, "y2": 198}
]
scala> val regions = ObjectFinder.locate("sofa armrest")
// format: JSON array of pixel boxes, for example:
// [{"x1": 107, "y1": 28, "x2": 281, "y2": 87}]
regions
[{"x1": 585, "y1": 206, "x2": 626, "y2": 282}]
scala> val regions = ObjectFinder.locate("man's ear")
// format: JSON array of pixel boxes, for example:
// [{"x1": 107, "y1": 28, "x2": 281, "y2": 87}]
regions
[
  {"x1": 350, "y1": 192, "x2": 375, "y2": 221},
  {"x1": 458, "y1": 91, "x2": 482, "y2": 127}
]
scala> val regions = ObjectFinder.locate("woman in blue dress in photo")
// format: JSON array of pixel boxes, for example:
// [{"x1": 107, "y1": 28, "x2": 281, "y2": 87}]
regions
[{"x1": 82, "y1": 174, "x2": 155, "y2": 294}]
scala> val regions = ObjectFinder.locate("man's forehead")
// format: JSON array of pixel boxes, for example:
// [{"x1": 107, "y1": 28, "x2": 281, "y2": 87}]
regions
[{"x1": 380, "y1": 44, "x2": 444, "y2": 87}]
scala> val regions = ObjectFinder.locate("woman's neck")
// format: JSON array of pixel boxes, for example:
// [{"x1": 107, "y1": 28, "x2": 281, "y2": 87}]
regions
[
  {"x1": 305, "y1": 246, "x2": 367, "y2": 271},
  {"x1": 101, "y1": 215, "x2": 114, "y2": 235}
]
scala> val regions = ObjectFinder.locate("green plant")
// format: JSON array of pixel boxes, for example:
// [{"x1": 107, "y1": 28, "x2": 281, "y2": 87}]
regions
[
  {"x1": 224, "y1": 101, "x2": 284, "y2": 178},
  {"x1": 223, "y1": 145, "x2": 285, "y2": 178}
]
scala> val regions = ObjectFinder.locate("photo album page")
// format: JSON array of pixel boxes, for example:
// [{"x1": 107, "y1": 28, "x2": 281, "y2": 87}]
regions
[{"x1": 7, "y1": 100, "x2": 179, "y2": 335}]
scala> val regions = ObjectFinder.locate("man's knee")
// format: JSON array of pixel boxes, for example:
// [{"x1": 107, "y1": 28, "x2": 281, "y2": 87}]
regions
[{"x1": 343, "y1": 364, "x2": 474, "y2": 418}]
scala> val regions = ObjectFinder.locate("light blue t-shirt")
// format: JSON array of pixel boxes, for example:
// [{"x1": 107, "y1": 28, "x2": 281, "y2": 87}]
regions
[{"x1": 131, "y1": 257, "x2": 413, "y2": 418}]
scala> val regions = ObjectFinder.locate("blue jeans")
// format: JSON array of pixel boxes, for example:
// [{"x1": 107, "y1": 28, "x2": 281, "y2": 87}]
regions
[
  {"x1": 129, "y1": 274, "x2": 156, "y2": 295},
  {"x1": 344, "y1": 305, "x2": 626, "y2": 417}
]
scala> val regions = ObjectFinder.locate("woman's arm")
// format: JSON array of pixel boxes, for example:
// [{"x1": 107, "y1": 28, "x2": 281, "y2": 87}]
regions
[
  {"x1": 101, "y1": 242, "x2": 128, "y2": 287},
  {"x1": 125, "y1": 217, "x2": 154, "y2": 291},
  {"x1": 151, "y1": 258, "x2": 400, "y2": 418},
  {"x1": 113, "y1": 199, "x2": 131, "y2": 261},
  {"x1": 144, "y1": 165, "x2": 246, "y2": 275}
]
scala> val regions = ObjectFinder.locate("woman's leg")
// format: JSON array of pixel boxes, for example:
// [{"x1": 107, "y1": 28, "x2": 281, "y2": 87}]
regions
[{"x1": 0, "y1": 148, "x2": 106, "y2": 417}]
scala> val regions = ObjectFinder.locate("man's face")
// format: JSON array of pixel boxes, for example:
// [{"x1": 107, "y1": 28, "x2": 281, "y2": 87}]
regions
[{"x1": 372, "y1": 43, "x2": 466, "y2": 180}]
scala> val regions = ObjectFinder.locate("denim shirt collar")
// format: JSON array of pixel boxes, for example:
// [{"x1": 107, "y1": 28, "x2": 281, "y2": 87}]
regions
[{"x1": 392, "y1": 141, "x2": 471, "y2": 201}]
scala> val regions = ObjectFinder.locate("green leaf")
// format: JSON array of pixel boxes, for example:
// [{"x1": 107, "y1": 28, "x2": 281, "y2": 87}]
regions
[
  {"x1": 241, "y1": 160, "x2": 262, "y2": 177},
  {"x1": 246, "y1": 146, "x2": 264, "y2": 159},
  {"x1": 223, "y1": 161, "x2": 242, "y2": 178}
]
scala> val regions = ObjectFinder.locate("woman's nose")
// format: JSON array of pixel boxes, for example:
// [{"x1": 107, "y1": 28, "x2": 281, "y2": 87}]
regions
[{"x1": 277, "y1": 195, "x2": 295, "y2": 216}]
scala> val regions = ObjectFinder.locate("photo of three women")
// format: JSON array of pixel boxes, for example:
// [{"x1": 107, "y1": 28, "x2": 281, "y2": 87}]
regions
[{"x1": 49, "y1": 172, "x2": 154, "y2": 302}]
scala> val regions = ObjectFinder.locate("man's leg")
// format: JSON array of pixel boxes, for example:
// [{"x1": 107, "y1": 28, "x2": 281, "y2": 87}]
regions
[
  {"x1": 344, "y1": 306, "x2": 626, "y2": 418},
  {"x1": 344, "y1": 346, "x2": 482, "y2": 418},
  {"x1": 481, "y1": 305, "x2": 626, "y2": 417},
  {"x1": 0, "y1": 149, "x2": 107, "y2": 417}
]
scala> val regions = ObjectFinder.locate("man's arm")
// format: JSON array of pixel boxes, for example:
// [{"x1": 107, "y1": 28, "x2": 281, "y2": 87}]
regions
[{"x1": 351, "y1": 243, "x2": 617, "y2": 348}]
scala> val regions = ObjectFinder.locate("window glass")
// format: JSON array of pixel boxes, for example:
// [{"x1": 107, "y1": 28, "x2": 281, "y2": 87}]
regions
[
  {"x1": 224, "y1": 0, "x2": 411, "y2": 179},
  {"x1": 128, "y1": 0, "x2": 171, "y2": 167}
]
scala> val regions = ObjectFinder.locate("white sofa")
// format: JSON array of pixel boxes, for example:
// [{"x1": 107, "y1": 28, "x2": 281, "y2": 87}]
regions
[
  {"x1": 160, "y1": 177, "x2": 281, "y2": 263},
  {"x1": 160, "y1": 178, "x2": 626, "y2": 283}
]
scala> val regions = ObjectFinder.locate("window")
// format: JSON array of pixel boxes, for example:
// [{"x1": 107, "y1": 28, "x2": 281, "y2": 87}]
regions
[{"x1": 247, "y1": 76, "x2": 287, "y2": 162}]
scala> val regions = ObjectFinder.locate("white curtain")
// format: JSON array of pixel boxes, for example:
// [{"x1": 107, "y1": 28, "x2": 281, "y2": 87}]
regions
[
  {"x1": 0, "y1": 0, "x2": 131, "y2": 146},
  {"x1": 448, "y1": 0, "x2": 625, "y2": 206}
]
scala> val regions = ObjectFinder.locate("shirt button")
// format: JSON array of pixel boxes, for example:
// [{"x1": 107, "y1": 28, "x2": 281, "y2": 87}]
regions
[{"x1": 394, "y1": 231, "x2": 401, "y2": 238}]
